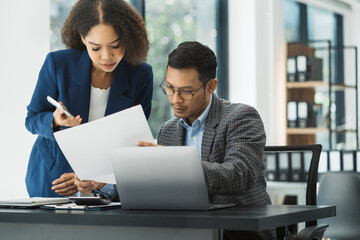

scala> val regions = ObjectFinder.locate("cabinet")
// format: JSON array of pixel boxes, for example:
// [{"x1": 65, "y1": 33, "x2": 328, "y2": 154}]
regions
[{"x1": 286, "y1": 41, "x2": 359, "y2": 150}]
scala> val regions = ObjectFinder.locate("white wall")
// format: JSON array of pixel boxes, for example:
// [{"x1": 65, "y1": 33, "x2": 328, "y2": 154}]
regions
[
  {"x1": 0, "y1": 0, "x2": 50, "y2": 199},
  {"x1": 229, "y1": 0, "x2": 286, "y2": 145}
]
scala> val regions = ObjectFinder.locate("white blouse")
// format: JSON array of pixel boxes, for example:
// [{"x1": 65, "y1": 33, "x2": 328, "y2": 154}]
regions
[{"x1": 88, "y1": 85, "x2": 111, "y2": 122}]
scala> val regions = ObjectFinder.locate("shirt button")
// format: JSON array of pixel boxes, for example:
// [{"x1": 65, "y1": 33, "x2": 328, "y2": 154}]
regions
[{"x1": 192, "y1": 136, "x2": 196, "y2": 140}]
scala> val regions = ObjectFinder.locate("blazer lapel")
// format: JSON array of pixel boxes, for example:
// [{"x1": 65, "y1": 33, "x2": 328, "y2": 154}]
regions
[
  {"x1": 201, "y1": 94, "x2": 221, "y2": 161},
  {"x1": 105, "y1": 60, "x2": 131, "y2": 116},
  {"x1": 68, "y1": 50, "x2": 92, "y2": 123},
  {"x1": 173, "y1": 121, "x2": 185, "y2": 146}
]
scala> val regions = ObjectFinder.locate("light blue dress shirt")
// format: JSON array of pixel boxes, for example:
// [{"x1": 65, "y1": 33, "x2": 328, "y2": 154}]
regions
[
  {"x1": 96, "y1": 183, "x2": 117, "y2": 199},
  {"x1": 180, "y1": 95, "x2": 213, "y2": 157}
]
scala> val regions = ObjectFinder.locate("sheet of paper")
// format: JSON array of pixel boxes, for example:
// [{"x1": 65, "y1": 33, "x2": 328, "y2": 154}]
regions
[{"x1": 54, "y1": 105, "x2": 154, "y2": 183}]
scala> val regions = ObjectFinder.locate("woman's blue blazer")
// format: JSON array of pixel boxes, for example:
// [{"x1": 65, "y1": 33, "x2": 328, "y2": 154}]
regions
[{"x1": 25, "y1": 49, "x2": 153, "y2": 197}]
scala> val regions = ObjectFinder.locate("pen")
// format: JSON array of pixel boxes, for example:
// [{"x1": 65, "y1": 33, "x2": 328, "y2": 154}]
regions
[{"x1": 47, "y1": 96, "x2": 74, "y2": 117}]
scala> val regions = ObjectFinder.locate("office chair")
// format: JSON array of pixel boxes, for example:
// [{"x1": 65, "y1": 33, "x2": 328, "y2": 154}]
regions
[
  {"x1": 264, "y1": 144, "x2": 329, "y2": 240},
  {"x1": 317, "y1": 172, "x2": 360, "y2": 240}
]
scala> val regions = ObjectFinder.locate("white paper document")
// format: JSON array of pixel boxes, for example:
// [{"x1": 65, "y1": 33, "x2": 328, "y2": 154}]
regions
[{"x1": 54, "y1": 105, "x2": 154, "y2": 183}]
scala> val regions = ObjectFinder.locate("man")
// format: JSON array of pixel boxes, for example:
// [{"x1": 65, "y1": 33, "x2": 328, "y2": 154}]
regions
[
  {"x1": 138, "y1": 41, "x2": 275, "y2": 240},
  {"x1": 76, "y1": 41, "x2": 275, "y2": 239}
]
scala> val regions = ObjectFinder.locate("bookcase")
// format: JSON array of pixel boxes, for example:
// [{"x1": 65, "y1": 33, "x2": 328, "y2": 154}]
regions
[{"x1": 286, "y1": 41, "x2": 359, "y2": 150}]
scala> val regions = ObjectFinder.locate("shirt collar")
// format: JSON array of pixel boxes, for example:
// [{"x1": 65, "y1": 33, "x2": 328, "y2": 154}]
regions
[{"x1": 180, "y1": 95, "x2": 213, "y2": 129}]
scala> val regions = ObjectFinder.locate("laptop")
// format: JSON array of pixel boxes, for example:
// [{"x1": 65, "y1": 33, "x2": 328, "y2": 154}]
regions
[{"x1": 110, "y1": 146, "x2": 235, "y2": 210}]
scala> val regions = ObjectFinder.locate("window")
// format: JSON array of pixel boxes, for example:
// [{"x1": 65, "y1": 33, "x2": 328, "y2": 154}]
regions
[
  {"x1": 284, "y1": 0, "x2": 300, "y2": 42},
  {"x1": 145, "y1": 0, "x2": 218, "y2": 136},
  {"x1": 50, "y1": 0, "x2": 75, "y2": 51}
]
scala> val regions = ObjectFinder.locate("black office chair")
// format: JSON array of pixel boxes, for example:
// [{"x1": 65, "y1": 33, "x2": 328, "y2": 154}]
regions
[
  {"x1": 264, "y1": 144, "x2": 329, "y2": 240},
  {"x1": 317, "y1": 172, "x2": 360, "y2": 240}
]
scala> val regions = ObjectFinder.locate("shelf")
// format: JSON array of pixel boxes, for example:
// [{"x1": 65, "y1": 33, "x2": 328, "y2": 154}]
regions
[
  {"x1": 287, "y1": 81, "x2": 356, "y2": 91},
  {"x1": 332, "y1": 129, "x2": 357, "y2": 134},
  {"x1": 287, "y1": 128, "x2": 357, "y2": 135},
  {"x1": 284, "y1": 42, "x2": 358, "y2": 149},
  {"x1": 287, "y1": 81, "x2": 325, "y2": 88},
  {"x1": 287, "y1": 128, "x2": 329, "y2": 134}
]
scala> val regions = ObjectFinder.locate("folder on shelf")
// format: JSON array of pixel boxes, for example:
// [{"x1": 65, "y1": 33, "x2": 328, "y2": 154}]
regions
[
  {"x1": 298, "y1": 102, "x2": 308, "y2": 128},
  {"x1": 287, "y1": 101, "x2": 298, "y2": 128},
  {"x1": 296, "y1": 55, "x2": 323, "y2": 82},
  {"x1": 329, "y1": 151, "x2": 341, "y2": 171},
  {"x1": 318, "y1": 151, "x2": 328, "y2": 174},
  {"x1": 356, "y1": 151, "x2": 360, "y2": 172},
  {"x1": 278, "y1": 153, "x2": 289, "y2": 181},
  {"x1": 342, "y1": 151, "x2": 354, "y2": 171},
  {"x1": 290, "y1": 152, "x2": 302, "y2": 182},
  {"x1": 287, "y1": 57, "x2": 297, "y2": 82},
  {"x1": 265, "y1": 153, "x2": 277, "y2": 181}
]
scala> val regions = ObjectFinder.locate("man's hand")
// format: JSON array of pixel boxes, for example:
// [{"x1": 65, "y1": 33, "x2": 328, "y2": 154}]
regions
[
  {"x1": 136, "y1": 141, "x2": 161, "y2": 147},
  {"x1": 74, "y1": 176, "x2": 106, "y2": 194},
  {"x1": 51, "y1": 173, "x2": 78, "y2": 196},
  {"x1": 53, "y1": 102, "x2": 82, "y2": 128}
]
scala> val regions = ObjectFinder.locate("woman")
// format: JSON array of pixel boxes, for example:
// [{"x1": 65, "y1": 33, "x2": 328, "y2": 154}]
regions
[{"x1": 25, "y1": 0, "x2": 153, "y2": 197}]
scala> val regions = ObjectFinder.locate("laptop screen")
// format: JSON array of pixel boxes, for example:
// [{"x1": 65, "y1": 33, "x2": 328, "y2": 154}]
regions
[{"x1": 110, "y1": 146, "x2": 211, "y2": 210}]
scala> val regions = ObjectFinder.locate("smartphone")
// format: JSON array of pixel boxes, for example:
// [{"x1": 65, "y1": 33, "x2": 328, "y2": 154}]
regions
[{"x1": 47, "y1": 96, "x2": 74, "y2": 117}]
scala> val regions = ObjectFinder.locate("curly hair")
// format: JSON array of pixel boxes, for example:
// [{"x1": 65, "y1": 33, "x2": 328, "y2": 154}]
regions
[{"x1": 61, "y1": 0, "x2": 149, "y2": 65}]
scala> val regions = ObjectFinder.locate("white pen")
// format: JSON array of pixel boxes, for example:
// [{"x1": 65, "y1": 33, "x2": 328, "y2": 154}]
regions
[{"x1": 47, "y1": 96, "x2": 74, "y2": 117}]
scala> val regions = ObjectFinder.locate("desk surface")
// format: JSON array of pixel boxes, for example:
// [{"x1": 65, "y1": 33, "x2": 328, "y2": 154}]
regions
[{"x1": 0, "y1": 204, "x2": 335, "y2": 231}]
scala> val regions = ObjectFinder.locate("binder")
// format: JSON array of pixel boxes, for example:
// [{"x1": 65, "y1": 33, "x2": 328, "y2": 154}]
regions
[
  {"x1": 287, "y1": 101, "x2": 297, "y2": 128},
  {"x1": 318, "y1": 151, "x2": 328, "y2": 173},
  {"x1": 357, "y1": 151, "x2": 360, "y2": 172},
  {"x1": 329, "y1": 151, "x2": 341, "y2": 171},
  {"x1": 342, "y1": 151, "x2": 354, "y2": 171},
  {"x1": 278, "y1": 153, "x2": 289, "y2": 181},
  {"x1": 297, "y1": 102, "x2": 317, "y2": 128},
  {"x1": 265, "y1": 153, "x2": 277, "y2": 181},
  {"x1": 297, "y1": 55, "x2": 323, "y2": 81},
  {"x1": 290, "y1": 152, "x2": 302, "y2": 182},
  {"x1": 297, "y1": 102, "x2": 308, "y2": 128},
  {"x1": 287, "y1": 57, "x2": 297, "y2": 82}
]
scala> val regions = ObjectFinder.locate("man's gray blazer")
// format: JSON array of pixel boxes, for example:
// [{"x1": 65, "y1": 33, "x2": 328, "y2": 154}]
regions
[{"x1": 157, "y1": 94, "x2": 271, "y2": 205}]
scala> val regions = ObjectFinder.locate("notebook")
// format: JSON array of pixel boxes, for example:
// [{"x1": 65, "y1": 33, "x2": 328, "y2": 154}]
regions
[
  {"x1": 110, "y1": 146, "x2": 235, "y2": 210},
  {"x1": 0, "y1": 197, "x2": 70, "y2": 208}
]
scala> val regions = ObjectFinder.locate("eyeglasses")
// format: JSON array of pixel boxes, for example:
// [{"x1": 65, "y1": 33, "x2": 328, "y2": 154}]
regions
[{"x1": 159, "y1": 79, "x2": 205, "y2": 101}]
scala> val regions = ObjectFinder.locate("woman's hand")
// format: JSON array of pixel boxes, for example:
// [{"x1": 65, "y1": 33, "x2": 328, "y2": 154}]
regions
[
  {"x1": 74, "y1": 176, "x2": 106, "y2": 194},
  {"x1": 51, "y1": 173, "x2": 78, "y2": 196},
  {"x1": 53, "y1": 102, "x2": 82, "y2": 128}
]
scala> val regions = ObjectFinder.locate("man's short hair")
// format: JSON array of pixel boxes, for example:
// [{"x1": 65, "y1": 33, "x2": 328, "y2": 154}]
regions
[{"x1": 167, "y1": 41, "x2": 217, "y2": 84}]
